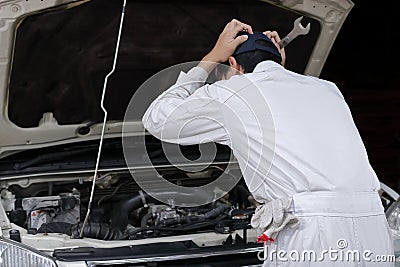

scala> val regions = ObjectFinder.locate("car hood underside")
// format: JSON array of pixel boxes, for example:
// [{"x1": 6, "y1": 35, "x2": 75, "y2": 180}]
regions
[{"x1": 0, "y1": 0, "x2": 354, "y2": 158}]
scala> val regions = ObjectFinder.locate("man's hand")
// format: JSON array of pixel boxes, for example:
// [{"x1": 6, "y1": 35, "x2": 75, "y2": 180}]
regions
[
  {"x1": 199, "y1": 19, "x2": 253, "y2": 74},
  {"x1": 209, "y1": 19, "x2": 253, "y2": 63},
  {"x1": 263, "y1": 31, "x2": 286, "y2": 66}
]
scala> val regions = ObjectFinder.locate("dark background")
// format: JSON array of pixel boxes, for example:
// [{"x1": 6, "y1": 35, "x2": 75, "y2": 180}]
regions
[
  {"x1": 320, "y1": 0, "x2": 399, "y2": 191},
  {"x1": 8, "y1": 0, "x2": 399, "y2": 191}
]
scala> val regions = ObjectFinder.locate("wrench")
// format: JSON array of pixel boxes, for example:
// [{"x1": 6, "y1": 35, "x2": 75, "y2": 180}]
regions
[{"x1": 278, "y1": 16, "x2": 310, "y2": 48}]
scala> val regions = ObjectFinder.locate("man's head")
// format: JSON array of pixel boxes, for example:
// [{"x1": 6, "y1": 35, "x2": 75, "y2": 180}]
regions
[
  {"x1": 233, "y1": 31, "x2": 282, "y2": 71},
  {"x1": 217, "y1": 31, "x2": 284, "y2": 79}
]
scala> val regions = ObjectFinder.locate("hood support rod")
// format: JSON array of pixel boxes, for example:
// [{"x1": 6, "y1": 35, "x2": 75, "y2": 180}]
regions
[{"x1": 80, "y1": 0, "x2": 127, "y2": 238}]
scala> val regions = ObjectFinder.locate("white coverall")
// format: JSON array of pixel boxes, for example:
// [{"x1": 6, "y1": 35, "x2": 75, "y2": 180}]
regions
[{"x1": 142, "y1": 60, "x2": 394, "y2": 266}]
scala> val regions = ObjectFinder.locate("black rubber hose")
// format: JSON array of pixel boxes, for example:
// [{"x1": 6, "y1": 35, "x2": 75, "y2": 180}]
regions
[
  {"x1": 110, "y1": 193, "x2": 153, "y2": 230},
  {"x1": 129, "y1": 217, "x2": 226, "y2": 239},
  {"x1": 199, "y1": 203, "x2": 228, "y2": 219},
  {"x1": 161, "y1": 216, "x2": 195, "y2": 227},
  {"x1": 110, "y1": 189, "x2": 213, "y2": 230},
  {"x1": 70, "y1": 222, "x2": 127, "y2": 240},
  {"x1": 158, "y1": 204, "x2": 228, "y2": 227},
  {"x1": 140, "y1": 212, "x2": 153, "y2": 228}
]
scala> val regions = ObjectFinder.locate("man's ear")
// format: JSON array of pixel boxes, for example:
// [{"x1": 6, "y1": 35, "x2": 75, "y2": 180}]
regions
[
  {"x1": 228, "y1": 56, "x2": 245, "y2": 73},
  {"x1": 228, "y1": 56, "x2": 238, "y2": 69}
]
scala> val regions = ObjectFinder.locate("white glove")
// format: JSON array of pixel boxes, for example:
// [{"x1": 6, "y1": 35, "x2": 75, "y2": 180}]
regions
[{"x1": 250, "y1": 197, "x2": 298, "y2": 240}]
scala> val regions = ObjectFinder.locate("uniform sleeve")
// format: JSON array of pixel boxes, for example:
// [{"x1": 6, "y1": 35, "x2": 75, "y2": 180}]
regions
[{"x1": 142, "y1": 66, "x2": 230, "y2": 146}]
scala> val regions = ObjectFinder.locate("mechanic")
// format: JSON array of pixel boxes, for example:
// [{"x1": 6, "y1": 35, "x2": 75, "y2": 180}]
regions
[{"x1": 142, "y1": 19, "x2": 394, "y2": 266}]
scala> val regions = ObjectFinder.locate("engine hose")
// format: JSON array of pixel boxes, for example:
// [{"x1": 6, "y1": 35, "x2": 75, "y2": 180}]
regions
[
  {"x1": 156, "y1": 204, "x2": 228, "y2": 228},
  {"x1": 133, "y1": 220, "x2": 219, "y2": 237},
  {"x1": 199, "y1": 203, "x2": 228, "y2": 219},
  {"x1": 140, "y1": 212, "x2": 153, "y2": 228},
  {"x1": 71, "y1": 222, "x2": 127, "y2": 240},
  {"x1": 161, "y1": 216, "x2": 195, "y2": 227},
  {"x1": 110, "y1": 192, "x2": 154, "y2": 230},
  {"x1": 110, "y1": 189, "x2": 214, "y2": 230}
]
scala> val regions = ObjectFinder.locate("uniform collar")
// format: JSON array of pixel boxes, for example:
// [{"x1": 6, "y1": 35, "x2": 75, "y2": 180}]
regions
[{"x1": 252, "y1": 60, "x2": 283, "y2": 73}]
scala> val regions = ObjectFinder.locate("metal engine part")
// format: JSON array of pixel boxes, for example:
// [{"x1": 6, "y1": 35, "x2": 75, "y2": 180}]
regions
[{"x1": 21, "y1": 193, "x2": 80, "y2": 230}]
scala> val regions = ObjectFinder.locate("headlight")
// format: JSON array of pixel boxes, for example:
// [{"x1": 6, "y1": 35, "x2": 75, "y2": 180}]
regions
[
  {"x1": 0, "y1": 237, "x2": 57, "y2": 267},
  {"x1": 386, "y1": 199, "x2": 400, "y2": 265}
]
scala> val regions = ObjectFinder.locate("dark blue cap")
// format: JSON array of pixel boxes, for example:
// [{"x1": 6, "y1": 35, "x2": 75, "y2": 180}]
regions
[{"x1": 233, "y1": 31, "x2": 282, "y2": 61}]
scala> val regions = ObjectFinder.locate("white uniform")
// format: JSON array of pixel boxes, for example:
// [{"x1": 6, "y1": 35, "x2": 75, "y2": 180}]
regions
[{"x1": 142, "y1": 61, "x2": 394, "y2": 266}]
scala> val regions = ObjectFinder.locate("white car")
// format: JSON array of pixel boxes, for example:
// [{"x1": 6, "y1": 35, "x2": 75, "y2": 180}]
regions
[{"x1": 0, "y1": 0, "x2": 398, "y2": 266}]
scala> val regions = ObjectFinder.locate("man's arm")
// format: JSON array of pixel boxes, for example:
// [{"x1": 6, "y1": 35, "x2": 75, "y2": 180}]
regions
[{"x1": 142, "y1": 19, "x2": 252, "y2": 145}]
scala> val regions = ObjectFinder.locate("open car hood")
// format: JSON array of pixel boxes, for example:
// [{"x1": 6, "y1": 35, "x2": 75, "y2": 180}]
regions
[{"x1": 0, "y1": 0, "x2": 354, "y2": 158}]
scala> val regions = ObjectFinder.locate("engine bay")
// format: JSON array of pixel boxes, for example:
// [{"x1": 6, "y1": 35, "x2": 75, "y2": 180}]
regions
[{"x1": 1, "y1": 168, "x2": 259, "y2": 243}]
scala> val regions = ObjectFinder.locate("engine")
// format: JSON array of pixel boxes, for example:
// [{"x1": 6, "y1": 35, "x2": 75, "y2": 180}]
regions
[{"x1": 1, "y1": 172, "x2": 259, "y2": 241}]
